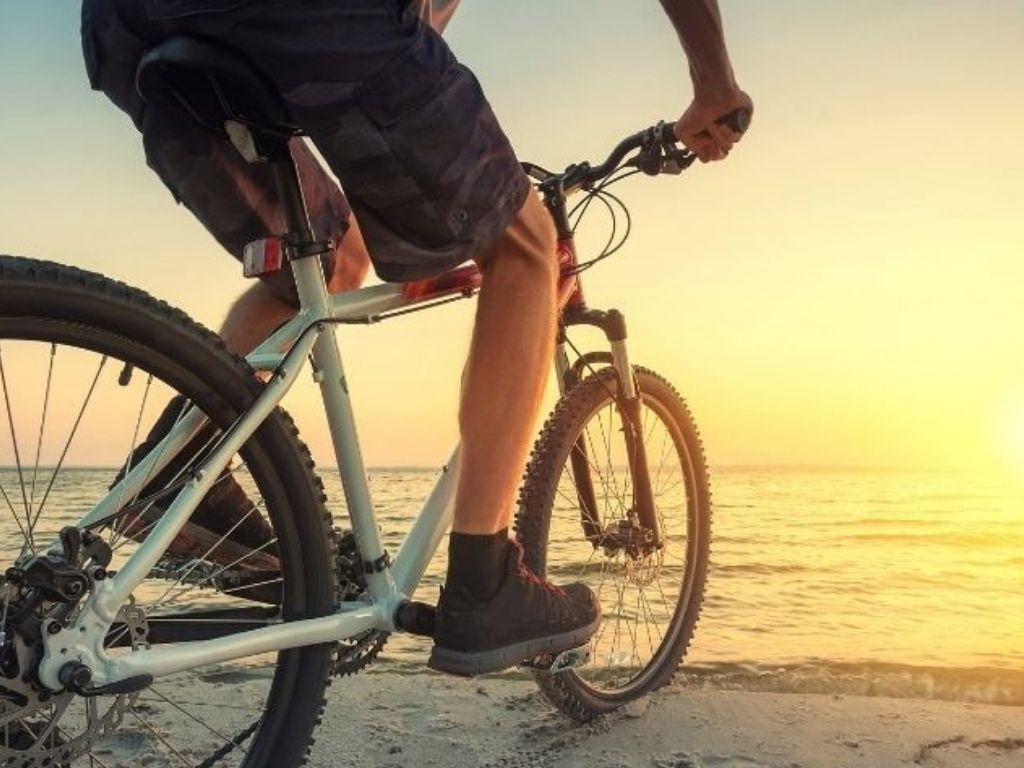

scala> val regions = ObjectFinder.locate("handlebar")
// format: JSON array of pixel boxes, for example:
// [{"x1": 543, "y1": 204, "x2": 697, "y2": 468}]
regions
[
  {"x1": 540, "y1": 107, "x2": 751, "y2": 194},
  {"x1": 657, "y1": 107, "x2": 751, "y2": 144}
]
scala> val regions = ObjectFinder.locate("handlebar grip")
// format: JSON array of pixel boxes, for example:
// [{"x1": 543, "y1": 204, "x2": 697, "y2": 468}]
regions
[
  {"x1": 660, "y1": 107, "x2": 753, "y2": 144},
  {"x1": 721, "y1": 107, "x2": 752, "y2": 135}
]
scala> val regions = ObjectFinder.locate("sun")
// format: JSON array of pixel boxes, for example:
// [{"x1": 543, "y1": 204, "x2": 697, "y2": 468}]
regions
[{"x1": 998, "y1": 394, "x2": 1024, "y2": 478}]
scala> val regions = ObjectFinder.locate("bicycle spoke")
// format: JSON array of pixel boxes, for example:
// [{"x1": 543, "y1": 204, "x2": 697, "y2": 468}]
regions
[
  {"x1": 654, "y1": 475, "x2": 684, "y2": 500},
  {"x1": 570, "y1": 432, "x2": 613, "y2": 520},
  {"x1": 27, "y1": 343, "x2": 56, "y2": 518},
  {"x1": 109, "y1": 399, "x2": 205, "y2": 551},
  {"x1": 580, "y1": 422, "x2": 624, "y2": 519},
  {"x1": 649, "y1": 428, "x2": 674, "y2": 498},
  {"x1": 596, "y1": 404, "x2": 627, "y2": 514},
  {"x1": 28, "y1": 355, "x2": 108, "y2": 548},
  {"x1": 147, "y1": 495, "x2": 267, "y2": 607},
  {"x1": 0, "y1": 474, "x2": 30, "y2": 544},
  {"x1": 218, "y1": 576, "x2": 282, "y2": 595},
  {"x1": 147, "y1": 686, "x2": 255, "y2": 761},
  {"x1": 128, "y1": 706, "x2": 193, "y2": 767},
  {"x1": 30, "y1": 696, "x2": 70, "y2": 747},
  {"x1": 151, "y1": 538, "x2": 279, "y2": 613},
  {"x1": 135, "y1": 694, "x2": 265, "y2": 713},
  {"x1": 589, "y1": 554, "x2": 617, "y2": 652},
  {"x1": 110, "y1": 515, "x2": 160, "y2": 554},
  {"x1": 629, "y1": 581, "x2": 644, "y2": 677},
  {"x1": 637, "y1": 584, "x2": 664, "y2": 658},
  {"x1": 606, "y1": 568, "x2": 630, "y2": 684},
  {"x1": 110, "y1": 373, "x2": 153, "y2": 539},
  {"x1": 0, "y1": 343, "x2": 32, "y2": 549},
  {"x1": 651, "y1": 568, "x2": 677, "y2": 626}
]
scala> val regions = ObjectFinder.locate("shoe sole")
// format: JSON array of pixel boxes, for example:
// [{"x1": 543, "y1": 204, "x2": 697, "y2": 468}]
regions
[{"x1": 426, "y1": 615, "x2": 602, "y2": 678}]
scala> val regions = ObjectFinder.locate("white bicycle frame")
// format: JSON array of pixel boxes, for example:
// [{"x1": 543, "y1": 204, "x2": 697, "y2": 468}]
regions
[{"x1": 36, "y1": 255, "x2": 480, "y2": 691}]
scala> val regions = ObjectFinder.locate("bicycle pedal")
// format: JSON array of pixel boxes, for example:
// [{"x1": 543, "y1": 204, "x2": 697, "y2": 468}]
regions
[{"x1": 522, "y1": 644, "x2": 590, "y2": 673}]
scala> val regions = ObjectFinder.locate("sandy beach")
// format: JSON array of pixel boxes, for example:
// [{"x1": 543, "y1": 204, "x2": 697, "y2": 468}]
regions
[{"x1": 297, "y1": 671, "x2": 1024, "y2": 768}]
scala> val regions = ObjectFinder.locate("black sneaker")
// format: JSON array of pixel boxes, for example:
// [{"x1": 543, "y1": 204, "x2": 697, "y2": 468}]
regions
[
  {"x1": 111, "y1": 395, "x2": 277, "y2": 566},
  {"x1": 428, "y1": 540, "x2": 601, "y2": 677}
]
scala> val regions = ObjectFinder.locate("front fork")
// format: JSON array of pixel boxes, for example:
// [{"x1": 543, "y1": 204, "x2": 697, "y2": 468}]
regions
[{"x1": 557, "y1": 306, "x2": 662, "y2": 551}]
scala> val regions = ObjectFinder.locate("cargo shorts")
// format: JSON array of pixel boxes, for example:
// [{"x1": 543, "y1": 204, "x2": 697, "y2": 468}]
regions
[{"x1": 80, "y1": 0, "x2": 530, "y2": 305}]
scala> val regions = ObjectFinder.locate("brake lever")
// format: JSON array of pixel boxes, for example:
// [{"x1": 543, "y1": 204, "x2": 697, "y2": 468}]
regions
[
  {"x1": 635, "y1": 126, "x2": 664, "y2": 176},
  {"x1": 661, "y1": 148, "x2": 696, "y2": 175},
  {"x1": 521, "y1": 161, "x2": 554, "y2": 183}
]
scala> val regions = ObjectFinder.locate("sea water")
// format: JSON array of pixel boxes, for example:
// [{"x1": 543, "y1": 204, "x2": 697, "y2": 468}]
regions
[{"x1": 2, "y1": 467, "x2": 1021, "y2": 706}]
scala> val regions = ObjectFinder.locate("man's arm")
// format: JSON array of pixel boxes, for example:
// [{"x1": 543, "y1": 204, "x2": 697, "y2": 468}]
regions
[{"x1": 658, "y1": 0, "x2": 753, "y2": 162}]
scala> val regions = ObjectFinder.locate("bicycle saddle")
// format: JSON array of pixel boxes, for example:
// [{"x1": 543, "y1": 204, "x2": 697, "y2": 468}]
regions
[{"x1": 136, "y1": 36, "x2": 299, "y2": 161}]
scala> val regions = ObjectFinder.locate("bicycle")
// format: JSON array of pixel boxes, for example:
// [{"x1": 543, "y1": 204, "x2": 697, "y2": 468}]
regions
[{"x1": 0, "y1": 35, "x2": 743, "y2": 767}]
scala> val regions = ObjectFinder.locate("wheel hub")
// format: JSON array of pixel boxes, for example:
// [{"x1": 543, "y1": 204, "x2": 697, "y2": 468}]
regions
[
  {"x1": 0, "y1": 529, "x2": 141, "y2": 767},
  {"x1": 599, "y1": 516, "x2": 657, "y2": 559}
]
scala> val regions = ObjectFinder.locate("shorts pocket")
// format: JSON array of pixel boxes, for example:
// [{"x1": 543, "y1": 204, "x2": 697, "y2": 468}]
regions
[
  {"x1": 143, "y1": 0, "x2": 247, "y2": 21},
  {"x1": 355, "y1": 29, "x2": 493, "y2": 247}
]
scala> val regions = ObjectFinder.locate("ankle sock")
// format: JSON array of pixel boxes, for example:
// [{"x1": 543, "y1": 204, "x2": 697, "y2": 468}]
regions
[{"x1": 445, "y1": 528, "x2": 511, "y2": 603}]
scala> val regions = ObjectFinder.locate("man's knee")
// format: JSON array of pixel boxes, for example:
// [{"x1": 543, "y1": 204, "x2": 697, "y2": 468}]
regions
[{"x1": 476, "y1": 193, "x2": 557, "y2": 278}]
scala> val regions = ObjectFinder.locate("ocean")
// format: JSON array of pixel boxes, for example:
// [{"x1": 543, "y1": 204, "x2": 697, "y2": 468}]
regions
[{"x1": 2, "y1": 466, "x2": 1022, "y2": 707}]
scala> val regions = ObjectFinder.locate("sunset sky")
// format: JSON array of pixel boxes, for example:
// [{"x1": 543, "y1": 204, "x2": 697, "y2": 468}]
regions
[{"x1": 1, "y1": 1, "x2": 1021, "y2": 474}]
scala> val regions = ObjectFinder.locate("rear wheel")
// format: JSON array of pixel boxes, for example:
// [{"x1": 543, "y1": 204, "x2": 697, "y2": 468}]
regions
[
  {"x1": 516, "y1": 366, "x2": 711, "y2": 721},
  {"x1": 0, "y1": 255, "x2": 337, "y2": 767}
]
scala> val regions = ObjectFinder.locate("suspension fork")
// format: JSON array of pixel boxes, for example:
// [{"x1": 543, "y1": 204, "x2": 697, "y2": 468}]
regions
[
  {"x1": 561, "y1": 306, "x2": 661, "y2": 550},
  {"x1": 544, "y1": 183, "x2": 659, "y2": 549}
]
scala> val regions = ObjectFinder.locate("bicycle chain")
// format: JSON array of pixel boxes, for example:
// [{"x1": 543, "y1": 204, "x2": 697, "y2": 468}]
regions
[{"x1": 195, "y1": 718, "x2": 261, "y2": 768}]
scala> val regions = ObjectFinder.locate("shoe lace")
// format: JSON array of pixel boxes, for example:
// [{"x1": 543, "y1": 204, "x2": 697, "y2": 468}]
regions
[{"x1": 509, "y1": 540, "x2": 566, "y2": 597}]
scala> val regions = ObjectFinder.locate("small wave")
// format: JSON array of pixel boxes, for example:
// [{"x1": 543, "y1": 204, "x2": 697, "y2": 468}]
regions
[
  {"x1": 710, "y1": 563, "x2": 813, "y2": 576},
  {"x1": 842, "y1": 531, "x2": 1020, "y2": 547},
  {"x1": 821, "y1": 517, "x2": 937, "y2": 528},
  {"x1": 677, "y1": 660, "x2": 1024, "y2": 707}
]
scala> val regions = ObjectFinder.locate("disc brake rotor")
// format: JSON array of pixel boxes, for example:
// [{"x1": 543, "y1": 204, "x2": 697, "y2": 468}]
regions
[{"x1": 0, "y1": 597, "x2": 149, "y2": 768}]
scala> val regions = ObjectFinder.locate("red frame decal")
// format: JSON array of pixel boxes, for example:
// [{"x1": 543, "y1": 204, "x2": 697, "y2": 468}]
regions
[{"x1": 400, "y1": 235, "x2": 584, "y2": 309}]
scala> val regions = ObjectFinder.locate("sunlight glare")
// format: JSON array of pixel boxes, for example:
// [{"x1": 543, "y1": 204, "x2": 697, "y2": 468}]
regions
[{"x1": 998, "y1": 393, "x2": 1024, "y2": 479}]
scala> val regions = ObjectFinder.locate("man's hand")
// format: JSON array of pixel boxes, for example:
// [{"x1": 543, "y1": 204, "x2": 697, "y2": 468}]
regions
[
  {"x1": 657, "y1": 0, "x2": 752, "y2": 163},
  {"x1": 674, "y1": 88, "x2": 753, "y2": 163}
]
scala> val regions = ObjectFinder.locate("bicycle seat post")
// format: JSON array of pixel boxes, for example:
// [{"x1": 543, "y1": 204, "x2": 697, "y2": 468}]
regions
[
  {"x1": 223, "y1": 120, "x2": 314, "y2": 245},
  {"x1": 267, "y1": 154, "x2": 314, "y2": 245}
]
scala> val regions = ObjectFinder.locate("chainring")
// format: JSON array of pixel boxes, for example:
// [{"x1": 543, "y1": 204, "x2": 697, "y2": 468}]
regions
[{"x1": 332, "y1": 529, "x2": 388, "y2": 676}]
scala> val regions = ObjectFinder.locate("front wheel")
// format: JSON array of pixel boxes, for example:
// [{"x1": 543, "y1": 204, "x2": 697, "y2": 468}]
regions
[{"x1": 516, "y1": 366, "x2": 711, "y2": 721}]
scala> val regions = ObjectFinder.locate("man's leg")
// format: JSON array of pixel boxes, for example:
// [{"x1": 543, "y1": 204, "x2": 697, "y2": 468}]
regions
[
  {"x1": 427, "y1": 193, "x2": 600, "y2": 677},
  {"x1": 452, "y1": 192, "x2": 557, "y2": 534}
]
